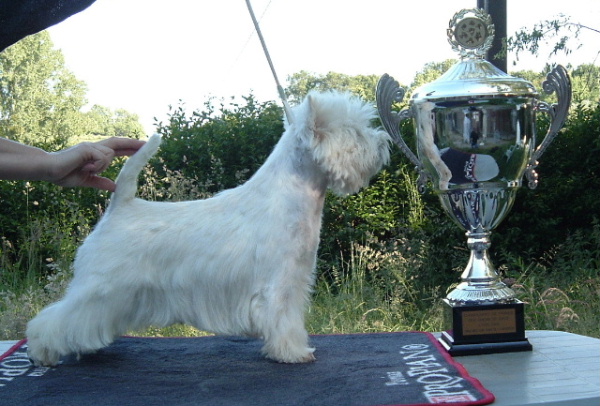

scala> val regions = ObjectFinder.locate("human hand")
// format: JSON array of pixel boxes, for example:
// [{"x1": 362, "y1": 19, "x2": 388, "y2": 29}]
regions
[{"x1": 47, "y1": 137, "x2": 146, "y2": 191}]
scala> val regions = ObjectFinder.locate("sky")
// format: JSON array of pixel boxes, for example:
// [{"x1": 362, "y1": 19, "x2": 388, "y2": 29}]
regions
[{"x1": 46, "y1": 0, "x2": 600, "y2": 134}]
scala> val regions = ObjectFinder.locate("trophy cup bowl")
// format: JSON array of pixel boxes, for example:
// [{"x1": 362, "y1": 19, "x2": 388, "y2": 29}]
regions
[{"x1": 376, "y1": 9, "x2": 571, "y2": 355}]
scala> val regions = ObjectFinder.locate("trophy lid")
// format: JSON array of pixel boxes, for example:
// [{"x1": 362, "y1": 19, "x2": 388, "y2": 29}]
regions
[{"x1": 411, "y1": 9, "x2": 538, "y2": 103}]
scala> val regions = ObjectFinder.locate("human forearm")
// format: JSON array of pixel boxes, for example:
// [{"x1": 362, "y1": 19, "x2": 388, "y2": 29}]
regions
[
  {"x1": 0, "y1": 137, "x2": 52, "y2": 181},
  {"x1": 1, "y1": 136, "x2": 146, "y2": 191}
]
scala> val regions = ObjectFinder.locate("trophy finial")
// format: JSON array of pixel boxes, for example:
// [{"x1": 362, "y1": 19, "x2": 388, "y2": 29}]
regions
[{"x1": 447, "y1": 9, "x2": 494, "y2": 59}]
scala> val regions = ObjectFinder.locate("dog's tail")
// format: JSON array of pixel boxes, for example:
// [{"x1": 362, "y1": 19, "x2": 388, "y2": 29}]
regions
[{"x1": 111, "y1": 133, "x2": 162, "y2": 206}]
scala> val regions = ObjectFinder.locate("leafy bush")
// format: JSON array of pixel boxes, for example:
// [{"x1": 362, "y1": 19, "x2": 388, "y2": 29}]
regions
[
  {"x1": 153, "y1": 95, "x2": 284, "y2": 194},
  {"x1": 497, "y1": 101, "x2": 600, "y2": 261},
  {"x1": 0, "y1": 180, "x2": 109, "y2": 289}
]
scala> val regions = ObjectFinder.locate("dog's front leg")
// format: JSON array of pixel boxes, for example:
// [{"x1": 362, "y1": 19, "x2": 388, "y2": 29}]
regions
[{"x1": 252, "y1": 285, "x2": 316, "y2": 364}]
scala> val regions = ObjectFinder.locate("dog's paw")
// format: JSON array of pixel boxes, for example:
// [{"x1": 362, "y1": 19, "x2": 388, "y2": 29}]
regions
[
  {"x1": 263, "y1": 345, "x2": 316, "y2": 363},
  {"x1": 295, "y1": 349, "x2": 316, "y2": 363},
  {"x1": 27, "y1": 343, "x2": 61, "y2": 367},
  {"x1": 280, "y1": 347, "x2": 316, "y2": 364}
]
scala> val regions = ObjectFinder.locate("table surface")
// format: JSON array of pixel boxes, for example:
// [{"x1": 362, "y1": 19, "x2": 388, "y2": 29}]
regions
[
  {"x1": 2, "y1": 330, "x2": 598, "y2": 406},
  {"x1": 434, "y1": 330, "x2": 600, "y2": 406}
]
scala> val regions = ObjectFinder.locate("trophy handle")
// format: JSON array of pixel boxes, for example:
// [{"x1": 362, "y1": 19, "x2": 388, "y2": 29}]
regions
[
  {"x1": 525, "y1": 65, "x2": 572, "y2": 189},
  {"x1": 376, "y1": 74, "x2": 430, "y2": 192}
]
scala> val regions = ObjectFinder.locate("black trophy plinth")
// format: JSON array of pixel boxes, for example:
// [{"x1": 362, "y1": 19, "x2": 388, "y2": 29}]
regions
[{"x1": 439, "y1": 299, "x2": 532, "y2": 356}]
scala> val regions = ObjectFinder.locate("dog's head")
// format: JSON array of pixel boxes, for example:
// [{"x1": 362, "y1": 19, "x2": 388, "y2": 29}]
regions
[{"x1": 292, "y1": 91, "x2": 391, "y2": 195}]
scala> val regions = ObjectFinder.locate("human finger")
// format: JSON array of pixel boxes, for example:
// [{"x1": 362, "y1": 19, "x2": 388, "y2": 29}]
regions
[
  {"x1": 80, "y1": 175, "x2": 117, "y2": 192},
  {"x1": 96, "y1": 137, "x2": 146, "y2": 157}
]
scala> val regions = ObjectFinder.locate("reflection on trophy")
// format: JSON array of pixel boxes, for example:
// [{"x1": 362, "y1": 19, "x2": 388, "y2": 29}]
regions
[{"x1": 376, "y1": 9, "x2": 571, "y2": 355}]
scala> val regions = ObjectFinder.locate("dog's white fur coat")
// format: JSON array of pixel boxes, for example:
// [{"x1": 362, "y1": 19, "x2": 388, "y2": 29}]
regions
[{"x1": 26, "y1": 91, "x2": 390, "y2": 366}]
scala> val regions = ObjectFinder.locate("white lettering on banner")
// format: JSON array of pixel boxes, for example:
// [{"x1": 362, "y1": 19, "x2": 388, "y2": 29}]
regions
[
  {"x1": 0, "y1": 344, "x2": 49, "y2": 388},
  {"x1": 427, "y1": 391, "x2": 477, "y2": 403},
  {"x1": 423, "y1": 377, "x2": 466, "y2": 390},
  {"x1": 404, "y1": 354, "x2": 439, "y2": 367},
  {"x1": 385, "y1": 371, "x2": 409, "y2": 386},
  {"x1": 398, "y1": 343, "x2": 477, "y2": 404},
  {"x1": 407, "y1": 366, "x2": 449, "y2": 377}
]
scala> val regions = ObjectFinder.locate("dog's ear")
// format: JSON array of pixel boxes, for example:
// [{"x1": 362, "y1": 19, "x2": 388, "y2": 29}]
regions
[{"x1": 306, "y1": 94, "x2": 326, "y2": 141}]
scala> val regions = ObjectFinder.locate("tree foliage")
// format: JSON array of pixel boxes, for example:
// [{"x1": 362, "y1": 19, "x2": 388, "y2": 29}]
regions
[
  {"x1": 83, "y1": 105, "x2": 145, "y2": 140},
  {"x1": 409, "y1": 59, "x2": 457, "y2": 91},
  {"x1": 504, "y1": 14, "x2": 600, "y2": 61},
  {"x1": 570, "y1": 64, "x2": 600, "y2": 102},
  {"x1": 0, "y1": 31, "x2": 88, "y2": 149},
  {"x1": 286, "y1": 71, "x2": 381, "y2": 104},
  {"x1": 511, "y1": 64, "x2": 600, "y2": 103},
  {"x1": 0, "y1": 31, "x2": 145, "y2": 149}
]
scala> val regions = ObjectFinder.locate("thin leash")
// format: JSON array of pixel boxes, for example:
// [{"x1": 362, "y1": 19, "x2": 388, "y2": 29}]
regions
[{"x1": 245, "y1": 0, "x2": 294, "y2": 124}]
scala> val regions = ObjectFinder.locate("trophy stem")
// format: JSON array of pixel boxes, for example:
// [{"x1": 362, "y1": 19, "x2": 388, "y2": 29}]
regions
[
  {"x1": 440, "y1": 228, "x2": 531, "y2": 356},
  {"x1": 446, "y1": 231, "x2": 515, "y2": 305}
]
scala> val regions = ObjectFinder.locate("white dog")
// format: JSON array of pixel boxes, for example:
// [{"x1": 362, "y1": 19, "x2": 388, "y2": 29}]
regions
[{"x1": 26, "y1": 91, "x2": 391, "y2": 366}]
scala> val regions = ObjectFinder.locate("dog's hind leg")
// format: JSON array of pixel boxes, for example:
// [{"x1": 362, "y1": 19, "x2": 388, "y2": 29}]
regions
[{"x1": 26, "y1": 289, "x2": 129, "y2": 366}]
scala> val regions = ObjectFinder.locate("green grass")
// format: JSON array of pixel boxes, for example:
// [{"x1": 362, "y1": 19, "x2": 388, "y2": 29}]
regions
[
  {"x1": 511, "y1": 267, "x2": 600, "y2": 338},
  {"x1": 306, "y1": 242, "x2": 445, "y2": 335}
]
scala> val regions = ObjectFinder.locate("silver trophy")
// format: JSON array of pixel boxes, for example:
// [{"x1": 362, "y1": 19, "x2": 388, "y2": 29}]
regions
[{"x1": 376, "y1": 9, "x2": 571, "y2": 355}]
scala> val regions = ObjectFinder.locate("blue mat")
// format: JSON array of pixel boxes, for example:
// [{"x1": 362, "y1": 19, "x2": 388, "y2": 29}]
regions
[{"x1": 1, "y1": 332, "x2": 494, "y2": 406}]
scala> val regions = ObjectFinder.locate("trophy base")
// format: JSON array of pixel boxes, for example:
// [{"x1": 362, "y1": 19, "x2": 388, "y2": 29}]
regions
[{"x1": 439, "y1": 298, "x2": 532, "y2": 356}]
